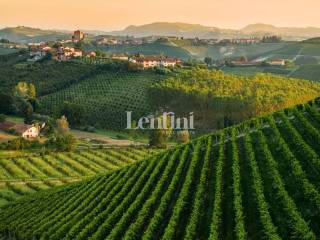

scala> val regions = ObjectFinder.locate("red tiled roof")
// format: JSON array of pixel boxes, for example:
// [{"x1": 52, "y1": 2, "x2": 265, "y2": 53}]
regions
[
  {"x1": 0, "y1": 121, "x2": 32, "y2": 134},
  {"x1": 0, "y1": 122, "x2": 15, "y2": 131}
]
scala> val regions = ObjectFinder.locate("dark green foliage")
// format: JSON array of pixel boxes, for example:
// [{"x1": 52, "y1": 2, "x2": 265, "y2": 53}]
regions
[
  {"x1": 0, "y1": 92, "x2": 15, "y2": 114},
  {"x1": 0, "y1": 60, "x2": 98, "y2": 96},
  {"x1": 60, "y1": 102, "x2": 87, "y2": 128}
]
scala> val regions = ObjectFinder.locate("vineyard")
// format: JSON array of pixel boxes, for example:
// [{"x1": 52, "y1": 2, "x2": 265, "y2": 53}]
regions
[
  {"x1": 0, "y1": 147, "x2": 155, "y2": 207},
  {"x1": 39, "y1": 71, "x2": 164, "y2": 129},
  {"x1": 1, "y1": 100, "x2": 320, "y2": 239}
]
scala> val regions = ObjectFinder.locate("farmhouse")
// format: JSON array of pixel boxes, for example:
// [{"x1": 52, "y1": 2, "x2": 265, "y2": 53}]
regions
[
  {"x1": 111, "y1": 54, "x2": 129, "y2": 61},
  {"x1": 129, "y1": 56, "x2": 182, "y2": 68},
  {"x1": 267, "y1": 59, "x2": 286, "y2": 66},
  {"x1": 86, "y1": 51, "x2": 97, "y2": 58},
  {"x1": 0, "y1": 122, "x2": 41, "y2": 139}
]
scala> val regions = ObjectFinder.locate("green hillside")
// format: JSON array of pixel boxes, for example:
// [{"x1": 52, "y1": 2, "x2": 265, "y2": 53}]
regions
[
  {"x1": 0, "y1": 56, "x2": 99, "y2": 96},
  {"x1": 178, "y1": 42, "x2": 285, "y2": 60},
  {"x1": 39, "y1": 71, "x2": 165, "y2": 130},
  {"x1": 291, "y1": 64, "x2": 320, "y2": 82},
  {"x1": 302, "y1": 37, "x2": 320, "y2": 44},
  {"x1": 0, "y1": 147, "x2": 156, "y2": 207},
  {"x1": 149, "y1": 68, "x2": 320, "y2": 130},
  {"x1": 87, "y1": 41, "x2": 192, "y2": 60},
  {"x1": 39, "y1": 68, "x2": 320, "y2": 132},
  {"x1": 1, "y1": 101, "x2": 320, "y2": 239},
  {"x1": 0, "y1": 47, "x2": 18, "y2": 55}
]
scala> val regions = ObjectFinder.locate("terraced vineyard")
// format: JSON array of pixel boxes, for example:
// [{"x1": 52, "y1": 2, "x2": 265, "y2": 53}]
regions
[
  {"x1": 39, "y1": 71, "x2": 164, "y2": 129},
  {"x1": 0, "y1": 147, "x2": 156, "y2": 207},
  {"x1": 1, "y1": 101, "x2": 320, "y2": 239}
]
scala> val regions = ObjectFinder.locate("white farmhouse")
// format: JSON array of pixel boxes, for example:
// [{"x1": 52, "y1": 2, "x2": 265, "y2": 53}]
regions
[{"x1": 15, "y1": 124, "x2": 41, "y2": 139}]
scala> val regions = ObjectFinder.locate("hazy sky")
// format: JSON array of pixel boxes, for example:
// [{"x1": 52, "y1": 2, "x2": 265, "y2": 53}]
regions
[{"x1": 1, "y1": 0, "x2": 319, "y2": 30}]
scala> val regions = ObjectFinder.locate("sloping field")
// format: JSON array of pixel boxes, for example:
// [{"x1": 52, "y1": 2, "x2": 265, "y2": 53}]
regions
[
  {"x1": 1, "y1": 101, "x2": 320, "y2": 239},
  {"x1": 179, "y1": 42, "x2": 285, "y2": 60},
  {"x1": 291, "y1": 64, "x2": 320, "y2": 82},
  {"x1": 39, "y1": 71, "x2": 165, "y2": 130},
  {"x1": 0, "y1": 147, "x2": 156, "y2": 206},
  {"x1": 87, "y1": 42, "x2": 191, "y2": 60}
]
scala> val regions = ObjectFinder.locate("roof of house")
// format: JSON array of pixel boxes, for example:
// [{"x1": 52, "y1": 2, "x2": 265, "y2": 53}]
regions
[
  {"x1": 0, "y1": 121, "x2": 33, "y2": 134},
  {"x1": 0, "y1": 122, "x2": 15, "y2": 131}
]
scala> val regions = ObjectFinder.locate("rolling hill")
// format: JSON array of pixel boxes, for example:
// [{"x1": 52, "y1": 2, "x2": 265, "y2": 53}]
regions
[
  {"x1": 86, "y1": 40, "x2": 192, "y2": 60},
  {"x1": 109, "y1": 22, "x2": 320, "y2": 40},
  {"x1": 1, "y1": 100, "x2": 320, "y2": 239},
  {"x1": 0, "y1": 26, "x2": 70, "y2": 43},
  {"x1": 3, "y1": 23, "x2": 320, "y2": 44},
  {"x1": 39, "y1": 70, "x2": 166, "y2": 130},
  {"x1": 38, "y1": 67, "x2": 320, "y2": 131}
]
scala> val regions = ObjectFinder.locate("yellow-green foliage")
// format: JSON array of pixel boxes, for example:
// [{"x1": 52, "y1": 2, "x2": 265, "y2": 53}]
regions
[{"x1": 150, "y1": 68, "x2": 320, "y2": 129}]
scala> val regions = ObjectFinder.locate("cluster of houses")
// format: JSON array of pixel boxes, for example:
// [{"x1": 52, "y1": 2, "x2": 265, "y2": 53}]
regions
[
  {"x1": 129, "y1": 56, "x2": 182, "y2": 68},
  {"x1": 28, "y1": 43, "x2": 89, "y2": 61},
  {"x1": 28, "y1": 30, "x2": 97, "y2": 61}
]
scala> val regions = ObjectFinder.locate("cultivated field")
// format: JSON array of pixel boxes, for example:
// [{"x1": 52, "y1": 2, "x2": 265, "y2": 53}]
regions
[
  {"x1": 1, "y1": 101, "x2": 320, "y2": 239},
  {"x1": 0, "y1": 147, "x2": 157, "y2": 206},
  {"x1": 40, "y1": 71, "x2": 165, "y2": 130}
]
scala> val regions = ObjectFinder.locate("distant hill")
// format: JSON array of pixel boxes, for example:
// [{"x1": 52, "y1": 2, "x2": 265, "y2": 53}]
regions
[
  {"x1": 109, "y1": 22, "x2": 237, "y2": 39},
  {"x1": 241, "y1": 23, "x2": 320, "y2": 40},
  {"x1": 2, "y1": 23, "x2": 320, "y2": 43},
  {"x1": 303, "y1": 37, "x2": 320, "y2": 43},
  {"x1": 109, "y1": 22, "x2": 320, "y2": 40},
  {"x1": 0, "y1": 26, "x2": 70, "y2": 43}
]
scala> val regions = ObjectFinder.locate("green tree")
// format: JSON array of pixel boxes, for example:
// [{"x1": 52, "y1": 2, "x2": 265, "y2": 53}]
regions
[
  {"x1": 149, "y1": 114, "x2": 173, "y2": 148},
  {"x1": 14, "y1": 82, "x2": 36, "y2": 101},
  {"x1": 60, "y1": 102, "x2": 87, "y2": 127},
  {"x1": 0, "y1": 114, "x2": 6, "y2": 123},
  {"x1": 176, "y1": 130, "x2": 190, "y2": 143},
  {"x1": 204, "y1": 57, "x2": 213, "y2": 66},
  {"x1": 0, "y1": 92, "x2": 15, "y2": 114}
]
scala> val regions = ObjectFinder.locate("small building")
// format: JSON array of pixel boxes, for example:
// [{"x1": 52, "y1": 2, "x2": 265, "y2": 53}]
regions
[
  {"x1": 111, "y1": 54, "x2": 129, "y2": 61},
  {"x1": 267, "y1": 59, "x2": 286, "y2": 66},
  {"x1": 0, "y1": 122, "x2": 41, "y2": 139},
  {"x1": 86, "y1": 51, "x2": 97, "y2": 58},
  {"x1": 57, "y1": 47, "x2": 83, "y2": 61}
]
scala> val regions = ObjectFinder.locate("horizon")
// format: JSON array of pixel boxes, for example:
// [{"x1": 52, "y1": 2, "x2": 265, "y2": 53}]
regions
[
  {"x1": 1, "y1": 22, "x2": 320, "y2": 33},
  {"x1": 1, "y1": 0, "x2": 320, "y2": 31}
]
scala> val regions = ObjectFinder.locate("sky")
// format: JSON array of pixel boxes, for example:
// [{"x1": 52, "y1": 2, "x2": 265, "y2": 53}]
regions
[{"x1": 1, "y1": 0, "x2": 320, "y2": 31}]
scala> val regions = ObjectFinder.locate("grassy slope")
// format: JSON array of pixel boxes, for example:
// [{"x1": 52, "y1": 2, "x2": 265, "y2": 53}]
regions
[
  {"x1": 1, "y1": 101, "x2": 320, "y2": 239},
  {"x1": 0, "y1": 48, "x2": 18, "y2": 55}
]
